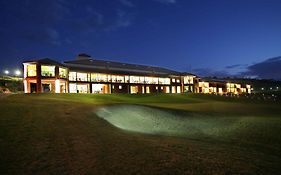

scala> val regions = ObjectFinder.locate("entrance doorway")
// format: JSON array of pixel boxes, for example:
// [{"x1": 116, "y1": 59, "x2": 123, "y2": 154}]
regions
[
  {"x1": 30, "y1": 83, "x2": 37, "y2": 93},
  {"x1": 92, "y1": 84, "x2": 109, "y2": 94}
]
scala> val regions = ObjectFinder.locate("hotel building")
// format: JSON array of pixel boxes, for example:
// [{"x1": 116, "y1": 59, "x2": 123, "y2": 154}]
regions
[{"x1": 23, "y1": 54, "x2": 251, "y2": 94}]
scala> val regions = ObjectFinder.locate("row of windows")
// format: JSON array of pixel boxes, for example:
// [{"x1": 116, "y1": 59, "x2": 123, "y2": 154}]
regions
[
  {"x1": 69, "y1": 72, "x2": 173, "y2": 85},
  {"x1": 25, "y1": 65, "x2": 194, "y2": 85},
  {"x1": 26, "y1": 65, "x2": 68, "y2": 78}
]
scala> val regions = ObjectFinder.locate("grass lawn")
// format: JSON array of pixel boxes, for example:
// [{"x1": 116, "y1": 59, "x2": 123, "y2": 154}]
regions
[{"x1": 0, "y1": 93, "x2": 281, "y2": 174}]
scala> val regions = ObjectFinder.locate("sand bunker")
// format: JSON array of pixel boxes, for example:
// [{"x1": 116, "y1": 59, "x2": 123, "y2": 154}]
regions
[{"x1": 95, "y1": 104, "x2": 242, "y2": 138}]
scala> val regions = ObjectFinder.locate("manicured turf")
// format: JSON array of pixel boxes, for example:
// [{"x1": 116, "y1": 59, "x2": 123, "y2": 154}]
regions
[{"x1": 0, "y1": 93, "x2": 281, "y2": 174}]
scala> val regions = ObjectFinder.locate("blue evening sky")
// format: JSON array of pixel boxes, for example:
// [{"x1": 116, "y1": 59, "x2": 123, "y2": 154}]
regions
[{"x1": 0, "y1": 0, "x2": 281, "y2": 78}]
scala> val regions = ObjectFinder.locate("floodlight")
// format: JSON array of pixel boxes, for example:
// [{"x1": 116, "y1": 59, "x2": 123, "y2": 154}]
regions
[
  {"x1": 4, "y1": 70, "x2": 9, "y2": 74},
  {"x1": 15, "y1": 70, "x2": 21, "y2": 76}
]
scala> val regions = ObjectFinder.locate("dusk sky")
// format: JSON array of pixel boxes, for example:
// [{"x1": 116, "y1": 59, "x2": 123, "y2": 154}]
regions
[{"x1": 0, "y1": 0, "x2": 281, "y2": 79}]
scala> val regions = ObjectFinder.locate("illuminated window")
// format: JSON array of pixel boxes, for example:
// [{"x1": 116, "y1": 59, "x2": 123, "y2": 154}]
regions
[
  {"x1": 77, "y1": 84, "x2": 89, "y2": 93},
  {"x1": 177, "y1": 86, "x2": 181, "y2": 93},
  {"x1": 140, "y1": 77, "x2": 145, "y2": 83},
  {"x1": 184, "y1": 76, "x2": 194, "y2": 84},
  {"x1": 145, "y1": 77, "x2": 158, "y2": 84},
  {"x1": 112, "y1": 75, "x2": 125, "y2": 83},
  {"x1": 119, "y1": 85, "x2": 122, "y2": 89},
  {"x1": 172, "y1": 79, "x2": 175, "y2": 83},
  {"x1": 146, "y1": 86, "x2": 150, "y2": 93},
  {"x1": 184, "y1": 86, "x2": 190, "y2": 92},
  {"x1": 165, "y1": 86, "x2": 170, "y2": 93},
  {"x1": 236, "y1": 84, "x2": 241, "y2": 88},
  {"x1": 130, "y1": 86, "x2": 139, "y2": 94},
  {"x1": 69, "y1": 83, "x2": 77, "y2": 93},
  {"x1": 91, "y1": 73, "x2": 108, "y2": 82},
  {"x1": 27, "y1": 64, "x2": 36, "y2": 77},
  {"x1": 176, "y1": 79, "x2": 180, "y2": 83},
  {"x1": 69, "y1": 72, "x2": 76, "y2": 81},
  {"x1": 77, "y1": 72, "x2": 89, "y2": 81},
  {"x1": 125, "y1": 76, "x2": 129, "y2": 83},
  {"x1": 130, "y1": 76, "x2": 140, "y2": 83},
  {"x1": 172, "y1": 86, "x2": 176, "y2": 93},
  {"x1": 41, "y1": 65, "x2": 55, "y2": 77},
  {"x1": 59, "y1": 67, "x2": 67, "y2": 78},
  {"x1": 159, "y1": 78, "x2": 170, "y2": 85}
]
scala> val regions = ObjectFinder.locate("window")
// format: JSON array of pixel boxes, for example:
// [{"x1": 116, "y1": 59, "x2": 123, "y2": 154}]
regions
[
  {"x1": 91, "y1": 73, "x2": 108, "y2": 82},
  {"x1": 177, "y1": 86, "x2": 181, "y2": 93},
  {"x1": 172, "y1": 86, "x2": 176, "y2": 93},
  {"x1": 184, "y1": 76, "x2": 194, "y2": 84},
  {"x1": 77, "y1": 72, "x2": 89, "y2": 81},
  {"x1": 145, "y1": 77, "x2": 158, "y2": 84},
  {"x1": 130, "y1": 76, "x2": 140, "y2": 83},
  {"x1": 41, "y1": 65, "x2": 55, "y2": 77},
  {"x1": 59, "y1": 67, "x2": 67, "y2": 78},
  {"x1": 112, "y1": 75, "x2": 125, "y2": 83},
  {"x1": 140, "y1": 77, "x2": 145, "y2": 84},
  {"x1": 77, "y1": 84, "x2": 89, "y2": 93},
  {"x1": 125, "y1": 76, "x2": 129, "y2": 83},
  {"x1": 165, "y1": 86, "x2": 170, "y2": 93},
  {"x1": 27, "y1": 64, "x2": 36, "y2": 77},
  {"x1": 172, "y1": 78, "x2": 175, "y2": 83},
  {"x1": 119, "y1": 85, "x2": 122, "y2": 89},
  {"x1": 159, "y1": 78, "x2": 170, "y2": 85},
  {"x1": 69, "y1": 72, "x2": 76, "y2": 81},
  {"x1": 69, "y1": 83, "x2": 77, "y2": 93}
]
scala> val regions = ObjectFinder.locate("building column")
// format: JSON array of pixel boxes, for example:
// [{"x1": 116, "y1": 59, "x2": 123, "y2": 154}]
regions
[
  {"x1": 111, "y1": 84, "x2": 114, "y2": 93},
  {"x1": 36, "y1": 64, "x2": 42, "y2": 93},
  {"x1": 128, "y1": 84, "x2": 130, "y2": 94},
  {"x1": 89, "y1": 83, "x2": 92, "y2": 93}
]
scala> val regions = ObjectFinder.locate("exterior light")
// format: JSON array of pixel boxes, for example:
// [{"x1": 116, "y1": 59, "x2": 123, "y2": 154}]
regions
[
  {"x1": 4, "y1": 70, "x2": 9, "y2": 74},
  {"x1": 15, "y1": 70, "x2": 21, "y2": 76}
]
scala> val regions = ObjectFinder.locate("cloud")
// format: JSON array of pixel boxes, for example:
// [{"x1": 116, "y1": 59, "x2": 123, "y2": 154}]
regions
[
  {"x1": 153, "y1": 0, "x2": 177, "y2": 4},
  {"x1": 192, "y1": 68, "x2": 231, "y2": 78},
  {"x1": 20, "y1": 28, "x2": 61, "y2": 46},
  {"x1": 225, "y1": 64, "x2": 243, "y2": 69},
  {"x1": 119, "y1": 0, "x2": 135, "y2": 7},
  {"x1": 193, "y1": 56, "x2": 281, "y2": 80},
  {"x1": 241, "y1": 56, "x2": 281, "y2": 80},
  {"x1": 115, "y1": 10, "x2": 133, "y2": 28}
]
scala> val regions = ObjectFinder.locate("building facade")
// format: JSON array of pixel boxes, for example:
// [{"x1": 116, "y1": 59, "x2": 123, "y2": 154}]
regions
[{"x1": 23, "y1": 54, "x2": 251, "y2": 94}]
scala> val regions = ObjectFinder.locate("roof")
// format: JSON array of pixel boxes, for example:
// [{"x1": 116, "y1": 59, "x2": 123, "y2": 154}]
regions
[
  {"x1": 200, "y1": 78, "x2": 227, "y2": 83},
  {"x1": 63, "y1": 58, "x2": 181, "y2": 77},
  {"x1": 23, "y1": 58, "x2": 65, "y2": 67},
  {"x1": 180, "y1": 72, "x2": 198, "y2": 77}
]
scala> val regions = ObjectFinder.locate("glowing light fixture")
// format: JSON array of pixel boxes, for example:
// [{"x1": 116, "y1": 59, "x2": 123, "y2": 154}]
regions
[
  {"x1": 4, "y1": 70, "x2": 9, "y2": 74},
  {"x1": 15, "y1": 70, "x2": 21, "y2": 76}
]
